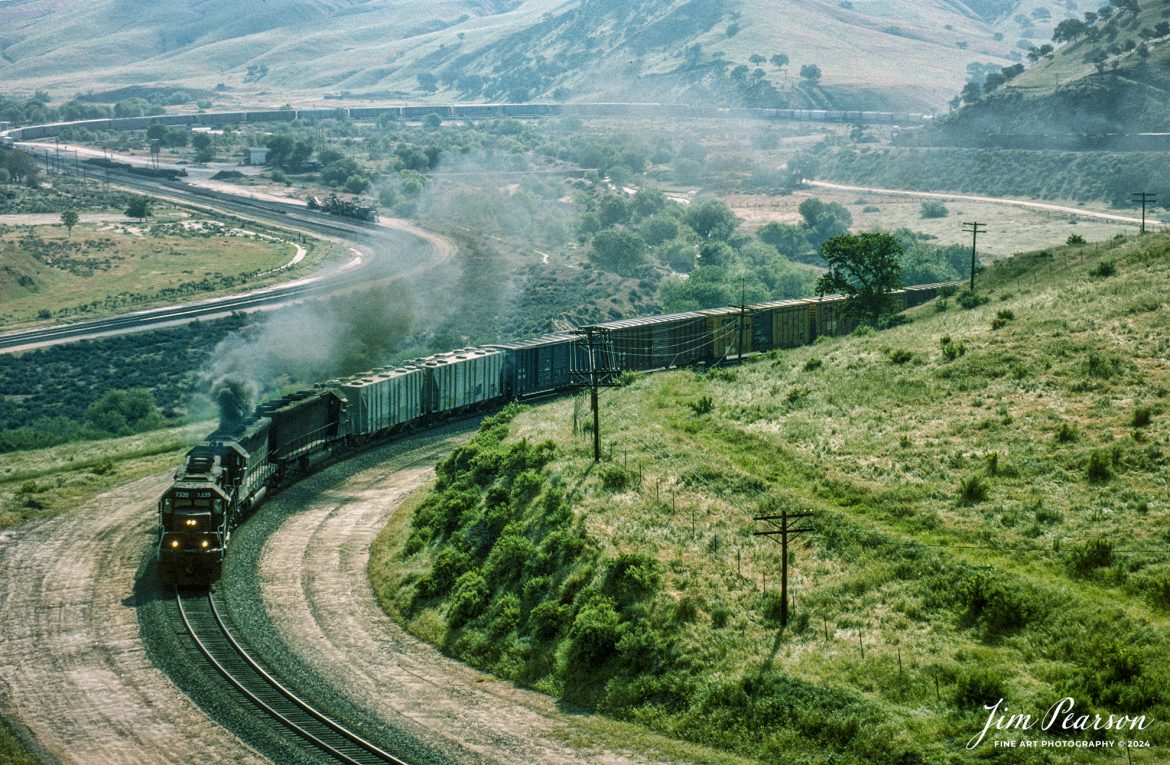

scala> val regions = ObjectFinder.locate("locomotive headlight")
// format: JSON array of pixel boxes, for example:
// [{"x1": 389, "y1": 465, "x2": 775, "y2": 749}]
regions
[
  {"x1": 201, "y1": 540, "x2": 210, "y2": 549},
  {"x1": 170, "y1": 540, "x2": 180, "y2": 548},
  {"x1": 186, "y1": 519, "x2": 197, "y2": 527}
]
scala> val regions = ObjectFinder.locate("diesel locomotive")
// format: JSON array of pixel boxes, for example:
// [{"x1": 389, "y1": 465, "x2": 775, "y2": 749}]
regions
[{"x1": 158, "y1": 284, "x2": 947, "y2": 585}]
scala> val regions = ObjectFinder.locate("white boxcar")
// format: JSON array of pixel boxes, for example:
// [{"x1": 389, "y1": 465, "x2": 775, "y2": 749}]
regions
[
  {"x1": 421, "y1": 348, "x2": 506, "y2": 415},
  {"x1": 337, "y1": 365, "x2": 426, "y2": 437}
]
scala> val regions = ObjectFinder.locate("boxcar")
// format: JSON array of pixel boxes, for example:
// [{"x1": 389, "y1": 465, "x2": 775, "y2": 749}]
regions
[
  {"x1": 489, "y1": 333, "x2": 580, "y2": 398},
  {"x1": 596, "y1": 312, "x2": 708, "y2": 371}
]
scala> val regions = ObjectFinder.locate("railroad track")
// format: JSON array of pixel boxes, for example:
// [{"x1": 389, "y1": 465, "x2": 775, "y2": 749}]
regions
[{"x1": 175, "y1": 588, "x2": 410, "y2": 765}]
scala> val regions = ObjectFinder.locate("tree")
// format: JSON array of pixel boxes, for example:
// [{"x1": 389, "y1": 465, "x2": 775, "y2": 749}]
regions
[
  {"x1": 799, "y1": 64, "x2": 822, "y2": 86},
  {"x1": 1053, "y1": 18, "x2": 1088, "y2": 43},
  {"x1": 60, "y1": 209, "x2": 79, "y2": 237},
  {"x1": 589, "y1": 229, "x2": 646, "y2": 275},
  {"x1": 758, "y1": 221, "x2": 812, "y2": 259},
  {"x1": 125, "y1": 197, "x2": 153, "y2": 221},
  {"x1": 815, "y1": 233, "x2": 903, "y2": 325},
  {"x1": 798, "y1": 198, "x2": 852, "y2": 249},
  {"x1": 770, "y1": 53, "x2": 789, "y2": 70},
  {"x1": 749, "y1": 53, "x2": 766, "y2": 65},
  {"x1": 684, "y1": 199, "x2": 739, "y2": 241}
]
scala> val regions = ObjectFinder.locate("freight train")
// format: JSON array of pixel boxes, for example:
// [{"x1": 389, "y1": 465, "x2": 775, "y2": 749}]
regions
[
  {"x1": 2, "y1": 103, "x2": 932, "y2": 143},
  {"x1": 157, "y1": 283, "x2": 947, "y2": 585}
]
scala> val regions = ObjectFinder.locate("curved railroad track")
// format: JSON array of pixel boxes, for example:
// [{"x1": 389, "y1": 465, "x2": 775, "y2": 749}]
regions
[{"x1": 175, "y1": 587, "x2": 410, "y2": 765}]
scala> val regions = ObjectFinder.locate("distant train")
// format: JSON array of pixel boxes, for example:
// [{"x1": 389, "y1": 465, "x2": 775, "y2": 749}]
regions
[
  {"x1": 157, "y1": 283, "x2": 947, "y2": 585},
  {"x1": 1, "y1": 102, "x2": 934, "y2": 143}
]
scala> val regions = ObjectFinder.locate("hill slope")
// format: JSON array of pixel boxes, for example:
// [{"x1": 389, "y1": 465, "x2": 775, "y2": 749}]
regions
[
  {"x1": 373, "y1": 231, "x2": 1170, "y2": 763},
  {"x1": 0, "y1": 0, "x2": 1102, "y2": 111},
  {"x1": 932, "y1": 0, "x2": 1170, "y2": 137}
]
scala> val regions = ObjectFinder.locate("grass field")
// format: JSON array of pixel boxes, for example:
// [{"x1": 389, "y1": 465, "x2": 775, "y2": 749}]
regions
[
  {"x1": 730, "y1": 188, "x2": 1137, "y2": 260},
  {"x1": 0, "y1": 217, "x2": 311, "y2": 328},
  {"x1": 374, "y1": 229, "x2": 1170, "y2": 763},
  {"x1": 0, "y1": 422, "x2": 207, "y2": 531}
]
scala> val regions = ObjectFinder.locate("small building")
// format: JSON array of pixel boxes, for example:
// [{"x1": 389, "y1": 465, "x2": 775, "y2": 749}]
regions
[{"x1": 242, "y1": 146, "x2": 269, "y2": 165}]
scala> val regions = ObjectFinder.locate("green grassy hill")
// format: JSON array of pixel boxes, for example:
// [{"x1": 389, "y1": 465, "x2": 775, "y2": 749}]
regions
[
  {"x1": 373, "y1": 231, "x2": 1170, "y2": 763},
  {"x1": 934, "y1": 0, "x2": 1170, "y2": 136},
  {"x1": 0, "y1": 0, "x2": 1103, "y2": 112}
]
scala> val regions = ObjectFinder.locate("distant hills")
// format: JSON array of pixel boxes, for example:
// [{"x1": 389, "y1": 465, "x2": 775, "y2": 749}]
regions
[
  {"x1": 0, "y1": 0, "x2": 1106, "y2": 112},
  {"x1": 930, "y1": 0, "x2": 1170, "y2": 140}
]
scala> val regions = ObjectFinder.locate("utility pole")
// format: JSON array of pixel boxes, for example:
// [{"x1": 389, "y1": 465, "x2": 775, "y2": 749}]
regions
[
  {"x1": 753, "y1": 508, "x2": 813, "y2": 629},
  {"x1": 961, "y1": 221, "x2": 987, "y2": 291},
  {"x1": 571, "y1": 326, "x2": 616, "y2": 463},
  {"x1": 1133, "y1": 192, "x2": 1156, "y2": 235},
  {"x1": 737, "y1": 279, "x2": 747, "y2": 364}
]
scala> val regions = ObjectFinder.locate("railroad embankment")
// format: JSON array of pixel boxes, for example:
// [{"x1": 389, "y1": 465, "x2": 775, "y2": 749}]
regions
[{"x1": 373, "y1": 231, "x2": 1170, "y2": 764}]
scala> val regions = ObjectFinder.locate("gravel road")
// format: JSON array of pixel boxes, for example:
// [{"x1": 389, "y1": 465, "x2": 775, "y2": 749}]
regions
[
  {"x1": 257, "y1": 430, "x2": 670, "y2": 765},
  {"x1": 0, "y1": 475, "x2": 266, "y2": 765}
]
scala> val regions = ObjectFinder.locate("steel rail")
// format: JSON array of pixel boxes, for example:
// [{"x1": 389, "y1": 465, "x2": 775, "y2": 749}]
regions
[{"x1": 176, "y1": 588, "x2": 409, "y2": 765}]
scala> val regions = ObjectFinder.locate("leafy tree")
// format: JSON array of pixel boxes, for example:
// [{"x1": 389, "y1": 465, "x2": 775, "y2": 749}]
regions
[
  {"x1": 321, "y1": 157, "x2": 361, "y2": 186},
  {"x1": 589, "y1": 229, "x2": 646, "y2": 275},
  {"x1": 191, "y1": 132, "x2": 212, "y2": 151},
  {"x1": 749, "y1": 53, "x2": 766, "y2": 65},
  {"x1": 125, "y1": 196, "x2": 153, "y2": 221},
  {"x1": 84, "y1": 388, "x2": 163, "y2": 436},
  {"x1": 265, "y1": 135, "x2": 313, "y2": 172},
  {"x1": 684, "y1": 199, "x2": 739, "y2": 241},
  {"x1": 770, "y1": 53, "x2": 789, "y2": 70},
  {"x1": 60, "y1": 209, "x2": 79, "y2": 237},
  {"x1": 798, "y1": 198, "x2": 852, "y2": 249},
  {"x1": 629, "y1": 188, "x2": 667, "y2": 220},
  {"x1": 639, "y1": 214, "x2": 679, "y2": 247},
  {"x1": 815, "y1": 233, "x2": 904, "y2": 324},
  {"x1": 1053, "y1": 18, "x2": 1088, "y2": 43},
  {"x1": 799, "y1": 64, "x2": 822, "y2": 85},
  {"x1": 758, "y1": 221, "x2": 812, "y2": 259},
  {"x1": 597, "y1": 194, "x2": 630, "y2": 227}
]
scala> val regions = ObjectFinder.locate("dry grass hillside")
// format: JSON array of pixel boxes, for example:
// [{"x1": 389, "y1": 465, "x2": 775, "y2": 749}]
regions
[{"x1": 0, "y1": 0, "x2": 1105, "y2": 111}]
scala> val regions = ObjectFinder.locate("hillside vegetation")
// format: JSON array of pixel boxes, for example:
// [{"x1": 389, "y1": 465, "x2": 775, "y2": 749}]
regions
[
  {"x1": 373, "y1": 231, "x2": 1170, "y2": 763},
  {"x1": 0, "y1": 0, "x2": 1099, "y2": 111},
  {"x1": 935, "y1": 0, "x2": 1170, "y2": 137}
]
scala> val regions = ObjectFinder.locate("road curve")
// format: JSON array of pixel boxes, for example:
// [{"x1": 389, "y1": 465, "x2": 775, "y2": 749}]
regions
[
  {"x1": 0, "y1": 475, "x2": 269, "y2": 765},
  {"x1": 0, "y1": 159, "x2": 456, "y2": 354}
]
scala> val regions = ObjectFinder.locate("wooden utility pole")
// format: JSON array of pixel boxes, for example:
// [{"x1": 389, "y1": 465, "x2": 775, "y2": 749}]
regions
[
  {"x1": 1133, "y1": 192, "x2": 1156, "y2": 235},
  {"x1": 571, "y1": 326, "x2": 616, "y2": 462},
  {"x1": 961, "y1": 221, "x2": 987, "y2": 291},
  {"x1": 753, "y1": 509, "x2": 813, "y2": 629},
  {"x1": 737, "y1": 279, "x2": 747, "y2": 363}
]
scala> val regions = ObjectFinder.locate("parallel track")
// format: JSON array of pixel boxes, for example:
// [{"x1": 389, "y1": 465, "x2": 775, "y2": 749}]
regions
[{"x1": 175, "y1": 588, "x2": 410, "y2": 765}]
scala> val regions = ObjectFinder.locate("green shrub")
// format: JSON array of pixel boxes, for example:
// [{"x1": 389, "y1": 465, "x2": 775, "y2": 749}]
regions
[
  {"x1": 957, "y1": 571, "x2": 1036, "y2": 638},
  {"x1": 688, "y1": 395, "x2": 714, "y2": 415},
  {"x1": 939, "y1": 335, "x2": 965, "y2": 361},
  {"x1": 954, "y1": 667, "x2": 1007, "y2": 709},
  {"x1": 958, "y1": 474, "x2": 988, "y2": 504},
  {"x1": 1054, "y1": 421, "x2": 1078, "y2": 443},
  {"x1": 802, "y1": 357, "x2": 823, "y2": 372},
  {"x1": 760, "y1": 590, "x2": 786, "y2": 627},
  {"x1": 1087, "y1": 450, "x2": 1112, "y2": 482},
  {"x1": 888, "y1": 348, "x2": 913, "y2": 365},
  {"x1": 1067, "y1": 538, "x2": 1114, "y2": 578},
  {"x1": 447, "y1": 570, "x2": 490, "y2": 628},
  {"x1": 603, "y1": 553, "x2": 661, "y2": 603},
  {"x1": 938, "y1": 284, "x2": 958, "y2": 299},
  {"x1": 956, "y1": 290, "x2": 988, "y2": 310},
  {"x1": 565, "y1": 594, "x2": 622, "y2": 667},
  {"x1": 710, "y1": 605, "x2": 732, "y2": 629},
  {"x1": 673, "y1": 595, "x2": 700, "y2": 624},
  {"x1": 990, "y1": 309, "x2": 1014, "y2": 330},
  {"x1": 1090, "y1": 260, "x2": 1117, "y2": 278},
  {"x1": 598, "y1": 463, "x2": 633, "y2": 491},
  {"x1": 530, "y1": 600, "x2": 570, "y2": 639},
  {"x1": 920, "y1": 200, "x2": 949, "y2": 218},
  {"x1": 1132, "y1": 406, "x2": 1153, "y2": 428},
  {"x1": 1067, "y1": 233, "x2": 1086, "y2": 246}
]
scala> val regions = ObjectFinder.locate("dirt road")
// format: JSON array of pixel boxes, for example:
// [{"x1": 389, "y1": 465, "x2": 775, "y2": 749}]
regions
[
  {"x1": 0, "y1": 475, "x2": 265, "y2": 765},
  {"x1": 257, "y1": 430, "x2": 671, "y2": 765}
]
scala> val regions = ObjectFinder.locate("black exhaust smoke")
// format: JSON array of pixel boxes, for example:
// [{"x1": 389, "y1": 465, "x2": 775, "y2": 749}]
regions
[{"x1": 212, "y1": 373, "x2": 257, "y2": 433}]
